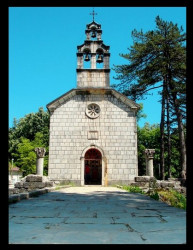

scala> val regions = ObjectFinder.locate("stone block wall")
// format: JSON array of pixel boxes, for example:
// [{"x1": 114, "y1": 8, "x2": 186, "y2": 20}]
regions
[
  {"x1": 77, "y1": 70, "x2": 110, "y2": 88},
  {"x1": 129, "y1": 176, "x2": 186, "y2": 195},
  {"x1": 48, "y1": 92, "x2": 138, "y2": 185},
  {"x1": 9, "y1": 174, "x2": 54, "y2": 195}
]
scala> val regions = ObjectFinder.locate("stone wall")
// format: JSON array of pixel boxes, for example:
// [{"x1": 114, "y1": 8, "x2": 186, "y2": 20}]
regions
[
  {"x1": 130, "y1": 176, "x2": 186, "y2": 196},
  {"x1": 77, "y1": 70, "x2": 110, "y2": 88},
  {"x1": 9, "y1": 174, "x2": 54, "y2": 195},
  {"x1": 48, "y1": 93, "x2": 138, "y2": 185}
]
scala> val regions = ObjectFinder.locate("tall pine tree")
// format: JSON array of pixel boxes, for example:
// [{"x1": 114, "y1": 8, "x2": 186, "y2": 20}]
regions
[{"x1": 113, "y1": 16, "x2": 186, "y2": 179}]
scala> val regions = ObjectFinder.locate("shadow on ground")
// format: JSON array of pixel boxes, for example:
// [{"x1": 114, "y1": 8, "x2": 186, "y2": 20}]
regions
[{"x1": 9, "y1": 187, "x2": 186, "y2": 244}]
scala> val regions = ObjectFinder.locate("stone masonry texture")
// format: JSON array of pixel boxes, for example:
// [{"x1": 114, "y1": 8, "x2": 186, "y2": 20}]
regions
[
  {"x1": 48, "y1": 92, "x2": 138, "y2": 185},
  {"x1": 77, "y1": 71, "x2": 110, "y2": 88}
]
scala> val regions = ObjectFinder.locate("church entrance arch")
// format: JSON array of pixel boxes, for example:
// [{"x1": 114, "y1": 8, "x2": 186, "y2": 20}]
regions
[
  {"x1": 84, "y1": 148, "x2": 102, "y2": 185},
  {"x1": 80, "y1": 145, "x2": 106, "y2": 186}
]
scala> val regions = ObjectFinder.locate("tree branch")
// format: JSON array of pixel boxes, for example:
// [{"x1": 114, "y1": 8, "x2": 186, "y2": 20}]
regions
[{"x1": 136, "y1": 84, "x2": 163, "y2": 95}]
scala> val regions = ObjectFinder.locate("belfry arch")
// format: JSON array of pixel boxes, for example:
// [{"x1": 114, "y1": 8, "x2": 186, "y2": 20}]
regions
[{"x1": 80, "y1": 145, "x2": 107, "y2": 186}]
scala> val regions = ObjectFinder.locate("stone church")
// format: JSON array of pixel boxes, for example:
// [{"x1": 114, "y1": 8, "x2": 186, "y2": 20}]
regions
[{"x1": 46, "y1": 19, "x2": 140, "y2": 186}]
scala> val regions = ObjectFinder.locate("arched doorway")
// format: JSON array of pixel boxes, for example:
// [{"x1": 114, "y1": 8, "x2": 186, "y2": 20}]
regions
[{"x1": 84, "y1": 148, "x2": 102, "y2": 185}]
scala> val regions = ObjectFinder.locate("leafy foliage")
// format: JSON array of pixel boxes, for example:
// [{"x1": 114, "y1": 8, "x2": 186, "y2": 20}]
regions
[
  {"x1": 11, "y1": 107, "x2": 50, "y2": 141},
  {"x1": 9, "y1": 107, "x2": 50, "y2": 176},
  {"x1": 137, "y1": 123, "x2": 161, "y2": 178},
  {"x1": 120, "y1": 185, "x2": 186, "y2": 210},
  {"x1": 113, "y1": 16, "x2": 186, "y2": 178},
  {"x1": 137, "y1": 122, "x2": 181, "y2": 178},
  {"x1": 136, "y1": 103, "x2": 147, "y2": 122},
  {"x1": 158, "y1": 189, "x2": 186, "y2": 209},
  {"x1": 113, "y1": 16, "x2": 186, "y2": 104},
  {"x1": 149, "y1": 192, "x2": 159, "y2": 200},
  {"x1": 14, "y1": 137, "x2": 36, "y2": 175}
]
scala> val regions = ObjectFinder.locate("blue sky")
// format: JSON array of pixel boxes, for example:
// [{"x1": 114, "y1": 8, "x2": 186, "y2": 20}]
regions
[{"x1": 9, "y1": 7, "x2": 186, "y2": 128}]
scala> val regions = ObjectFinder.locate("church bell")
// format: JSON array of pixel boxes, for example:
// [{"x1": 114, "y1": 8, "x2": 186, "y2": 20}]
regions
[
  {"x1": 84, "y1": 54, "x2": 90, "y2": 62},
  {"x1": 96, "y1": 54, "x2": 103, "y2": 63},
  {"x1": 91, "y1": 30, "x2": 96, "y2": 38}
]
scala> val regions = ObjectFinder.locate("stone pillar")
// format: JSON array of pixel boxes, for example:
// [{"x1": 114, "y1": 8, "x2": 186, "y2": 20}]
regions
[
  {"x1": 144, "y1": 149, "x2": 155, "y2": 177},
  {"x1": 86, "y1": 31, "x2": 90, "y2": 40},
  {"x1": 103, "y1": 55, "x2": 110, "y2": 69},
  {"x1": 97, "y1": 31, "x2": 102, "y2": 40},
  {"x1": 77, "y1": 54, "x2": 83, "y2": 69},
  {"x1": 35, "y1": 148, "x2": 46, "y2": 176},
  {"x1": 91, "y1": 54, "x2": 96, "y2": 69}
]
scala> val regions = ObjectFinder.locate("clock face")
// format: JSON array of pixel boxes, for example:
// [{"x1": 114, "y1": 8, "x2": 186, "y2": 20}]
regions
[{"x1": 86, "y1": 103, "x2": 100, "y2": 119}]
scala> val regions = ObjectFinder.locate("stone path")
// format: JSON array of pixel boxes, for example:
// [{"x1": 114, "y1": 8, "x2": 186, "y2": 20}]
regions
[{"x1": 9, "y1": 186, "x2": 186, "y2": 244}]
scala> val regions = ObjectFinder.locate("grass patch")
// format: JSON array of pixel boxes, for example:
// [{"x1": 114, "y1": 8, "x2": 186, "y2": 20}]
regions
[
  {"x1": 55, "y1": 182, "x2": 74, "y2": 190},
  {"x1": 158, "y1": 189, "x2": 186, "y2": 209},
  {"x1": 55, "y1": 185, "x2": 70, "y2": 190},
  {"x1": 122, "y1": 185, "x2": 145, "y2": 194},
  {"x1": 118, "y1": 185, "x2": 186, "y2": 210}
]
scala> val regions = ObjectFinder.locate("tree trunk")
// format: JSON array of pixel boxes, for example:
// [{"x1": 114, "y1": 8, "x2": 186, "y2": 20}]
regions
[
  {"x1": 166, "y1": 90, "x2": 171, "y2": 178},
  {"x1": 167, "y1": 76, "x2": 186, "y2": 179},
  {"x1": 160, "y1": 83, "x2": 166, "y2": 180},
  {"x1": 171, "y1": 95, "x2": 186, "y2": 179}
]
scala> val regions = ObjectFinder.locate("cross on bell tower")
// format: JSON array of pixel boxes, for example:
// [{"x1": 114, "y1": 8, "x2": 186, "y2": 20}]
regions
[
  {"x1": 90, "y1": 8, "x2": 97, "y2": 22},
  {"x1": 76, "y1": 12, "x2": 110, "y2": 88}
]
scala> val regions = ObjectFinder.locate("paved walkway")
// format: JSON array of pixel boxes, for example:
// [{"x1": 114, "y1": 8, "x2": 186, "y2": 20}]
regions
[{"x1": 9, "y1": 186, "x2": 186, "y2": 244}]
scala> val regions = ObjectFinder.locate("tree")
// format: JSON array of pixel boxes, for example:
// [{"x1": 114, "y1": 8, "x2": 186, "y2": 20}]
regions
[
  {"x1": 137, "y1": 123, "x2": 161, "y2": 178},
  {"x1": 9, "y1": 107, "x2": 49, "y2": 160},
  {"x1": 137, "y1": 122, "x2": 181, "y2": 179},
  {"x1": 12, "y1": 132, "x2": 49, "y2": 176},
  {"x1": 32, "y1": 132, "x2": 49, "y2": 176},
  {"x1": 13, "y1": 137, "x2": 37, "y2": 176},
  {"x1": 9, "y1": 107, "x2": 50, "y2": 176},
  {"x1": 113, "y1": 16, "x2": 186, "y2": 179},
  {"x1": 136, "y1": 103, "x2": 147, "y2": 122}
]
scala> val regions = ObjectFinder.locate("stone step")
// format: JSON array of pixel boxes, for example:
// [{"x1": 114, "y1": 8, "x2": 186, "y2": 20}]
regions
[
  {"x1": 26, "y1": 174, "x2": 44, "y2": 182},
  {"x1": 135, "y1": 176, "x2": 156, "y2": 182},
  {"x1": 159, "y1": 181, "x2": 175, "y2": 188},
  {"x1": 168, "y1": 178, "x2": 182, "y2": 181},
  {"x1": 130, "y1": 182, "x2": 149, "y2": 187}
]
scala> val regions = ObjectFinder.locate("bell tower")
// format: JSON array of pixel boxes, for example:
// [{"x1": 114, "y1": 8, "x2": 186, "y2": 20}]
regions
[{"x1": 76, "y1": 12, "x2": 110, "y2": 88}]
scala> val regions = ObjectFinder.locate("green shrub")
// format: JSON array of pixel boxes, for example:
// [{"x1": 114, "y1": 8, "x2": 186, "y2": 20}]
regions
[
  {"x1": 158, "y1": 189, "x2": 186, "y2": 209},
  {"x1": 119, "y1": 185, "x2": 186, "y2": 210},
  {"x1": 122, "y1": 185, "x2": 145, "y2": 194},
  {"x1": 150, "y1": 192, "x2": 159, "y2": 200}
]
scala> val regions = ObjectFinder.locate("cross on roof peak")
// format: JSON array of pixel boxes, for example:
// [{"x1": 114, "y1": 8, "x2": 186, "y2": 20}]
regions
[{"x1": 90, "y1": 8, "x2": 97, "y2": 22}]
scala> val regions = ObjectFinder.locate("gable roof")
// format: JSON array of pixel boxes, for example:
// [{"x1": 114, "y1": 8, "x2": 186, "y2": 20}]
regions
[{"x1": 46, "y1": 88, "x2": 140, "y2": 113}]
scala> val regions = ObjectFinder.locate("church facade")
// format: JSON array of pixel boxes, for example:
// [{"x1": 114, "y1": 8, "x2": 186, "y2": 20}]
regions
[{"x1": 47, "y1": 20, "x2": 140, "y2": 186}]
